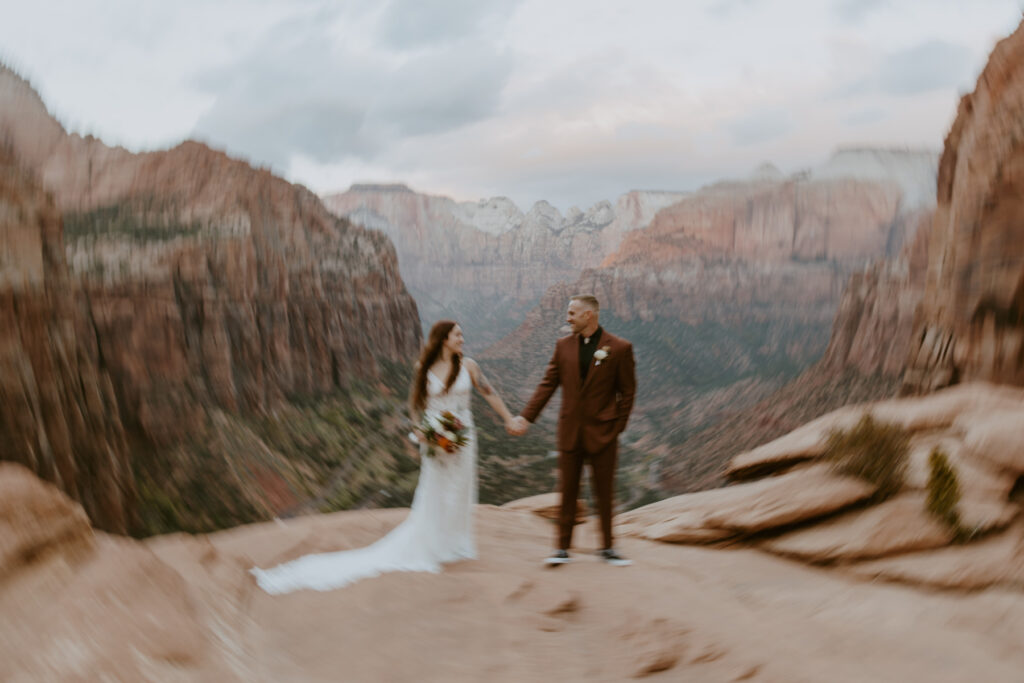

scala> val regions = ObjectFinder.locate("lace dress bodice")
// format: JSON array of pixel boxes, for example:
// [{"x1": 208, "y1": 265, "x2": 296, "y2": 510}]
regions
[
  {"x1": 419, "y1": 362, "x2": 475, "y2": 458},
  {"x1": 420, "y1": 364, "x2": 476, "y2": 467},
  {"x1": 426, "y1": 365, "x2": 474, "y2": 429}
]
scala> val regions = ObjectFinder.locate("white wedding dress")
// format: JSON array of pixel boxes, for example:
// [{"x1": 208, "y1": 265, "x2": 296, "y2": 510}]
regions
[{"x1": 251, "y1": 365, "x2": 478, "y2": 594}]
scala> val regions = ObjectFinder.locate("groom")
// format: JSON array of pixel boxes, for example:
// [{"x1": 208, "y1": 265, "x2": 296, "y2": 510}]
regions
[{"x1": 510, "y1": 294, "x2": 636, "y2": 566}]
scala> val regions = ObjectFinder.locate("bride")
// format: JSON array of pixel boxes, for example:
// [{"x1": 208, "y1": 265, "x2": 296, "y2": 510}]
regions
[{"x1": 252, "y1": 320, "x2": 516, "y2": 594}]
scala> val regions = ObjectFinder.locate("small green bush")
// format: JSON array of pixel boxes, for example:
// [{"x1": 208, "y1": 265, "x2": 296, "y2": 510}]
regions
[
  {"x1": 927, "y1": 447, "x2": 965, "y2": 535},
  {"x1": 825, "y1": 413, "x2": 910, "y2": 500}
]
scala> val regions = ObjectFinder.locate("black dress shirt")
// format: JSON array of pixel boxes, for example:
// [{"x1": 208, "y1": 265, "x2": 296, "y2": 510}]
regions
[{"x1": 578, "y1": 326, "x2": 603, "y2": 382}]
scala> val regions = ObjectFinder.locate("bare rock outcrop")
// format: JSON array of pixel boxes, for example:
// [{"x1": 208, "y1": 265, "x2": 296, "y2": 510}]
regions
[
  {"x1": 1, "y1": 520, "x2": 230, "y2": 681},
  {"x1": 726, "y1": 382, "x2": 1024, "y2": 479},
  {"x1": 961, "y1": 410, "x2": 1024, "y2": 472},
  {"x1": 903, "y1": 20, "x2": 1024, "y2": 392},
  {"x1": 622, "y1": 383, "x2": 1024, "y2": 590},
  {"x1": 845, "y1": 522, "x2": 1024, "y2": 590},
  {"x1": 762, "y1": 494, "x2": 956, "y2": 563},
  {"x1": 617, "y1": 464, "x2": 875, "y2": 543},
  {"x1": 0, "y1": 462, "x2": 93, "y2": 581}
]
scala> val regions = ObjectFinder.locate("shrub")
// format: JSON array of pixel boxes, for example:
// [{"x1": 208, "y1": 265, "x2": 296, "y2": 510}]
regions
[
  {"x1": 927, "y1": 448, "x2": 968, "y2": 538},
  {"x1": 824, "y1": 413, "x2": 909, "y2": 500}
]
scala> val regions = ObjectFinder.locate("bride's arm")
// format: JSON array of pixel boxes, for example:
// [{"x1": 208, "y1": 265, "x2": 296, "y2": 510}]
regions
[
  {"x1": 464, "y1": 358, "x2": 515, "y2": 427},
  {"x1": 407, "y1": 362, "x2": 425, "y2": 457}
]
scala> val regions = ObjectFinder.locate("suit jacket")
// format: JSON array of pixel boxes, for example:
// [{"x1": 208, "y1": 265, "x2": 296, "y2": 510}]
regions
[{"x1": 521, "y1": 330, "x2": 636, "y2": 454}]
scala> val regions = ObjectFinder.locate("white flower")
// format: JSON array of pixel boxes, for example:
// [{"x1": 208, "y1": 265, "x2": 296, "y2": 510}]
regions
[{"x1": 593, "y1": 348, "x2": 609, "y2": 361}]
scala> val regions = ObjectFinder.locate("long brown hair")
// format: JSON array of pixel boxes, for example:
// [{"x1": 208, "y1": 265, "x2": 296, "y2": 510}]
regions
[{"x1": 410, "y1": 320, "x2": 461, "y2": 413}]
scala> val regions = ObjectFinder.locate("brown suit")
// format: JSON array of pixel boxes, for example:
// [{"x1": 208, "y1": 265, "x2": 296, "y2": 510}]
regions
[{"x1": 521, "y1": 330, "x2": 636, "y2": 550}]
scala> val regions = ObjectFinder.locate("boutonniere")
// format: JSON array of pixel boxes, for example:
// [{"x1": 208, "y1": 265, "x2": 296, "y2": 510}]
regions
[{"x1": 593, "y1": 346, "x2": 611, "y2": 366}]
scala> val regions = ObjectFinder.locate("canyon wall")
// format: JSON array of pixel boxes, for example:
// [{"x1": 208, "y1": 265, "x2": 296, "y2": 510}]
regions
[
  {"x1": 903, "y1": 21, "x2": 1024, "y2": 392},
  {"x1": 0, "y1": 66, "x2": 421, "y2": 532},
  {"x1": 324, "y1": 185, "x2": 685, "y2": 349}
]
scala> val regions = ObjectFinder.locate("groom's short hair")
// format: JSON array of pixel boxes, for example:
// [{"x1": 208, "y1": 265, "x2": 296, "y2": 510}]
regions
[{"x1": 570, "y1": 294, "x2": 600, "y2": 312}]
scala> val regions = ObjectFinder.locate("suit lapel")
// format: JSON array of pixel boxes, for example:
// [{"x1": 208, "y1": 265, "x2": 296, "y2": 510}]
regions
[
  {"x1": 580, "y1": 333, "x2": 611, "y2": 394},
  {"x1": 580, "y1": 359, "x2": 597, "y2": 394},
  {"x1": 567, "y1": 335, "x2": 581, "y2": 395}
]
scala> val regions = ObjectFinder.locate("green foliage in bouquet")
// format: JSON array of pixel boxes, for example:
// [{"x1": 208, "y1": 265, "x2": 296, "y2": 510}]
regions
[{"x1": 419, "y1": 411, "x2": 469, "y2": 456}]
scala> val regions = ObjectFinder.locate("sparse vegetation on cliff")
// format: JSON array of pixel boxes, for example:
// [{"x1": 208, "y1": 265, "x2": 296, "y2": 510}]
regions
[
  {"x1": 926, "y1": 447, "x2": 967, "y2": 538},
  {"x1": 824, "y1": 414, "x2": 909, "y2": 499},
  {"x1": 64, "y1": 201, "x2": 203, "y2": 243}
]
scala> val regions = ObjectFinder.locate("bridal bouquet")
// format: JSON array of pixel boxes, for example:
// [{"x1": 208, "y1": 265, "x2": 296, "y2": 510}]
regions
[{"x1": 414, "y1": 411, "x2": 468, "y2": 457}]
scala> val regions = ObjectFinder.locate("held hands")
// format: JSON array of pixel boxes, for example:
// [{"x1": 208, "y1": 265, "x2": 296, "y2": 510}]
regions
[{"x1": 505, "y1": 416, "x2": 530, "y2": 436}]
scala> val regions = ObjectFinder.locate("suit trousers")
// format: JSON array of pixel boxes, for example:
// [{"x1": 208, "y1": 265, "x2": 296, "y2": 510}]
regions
[{"x1": 557, "y1": 439, "x2": 618, "y2": 550}]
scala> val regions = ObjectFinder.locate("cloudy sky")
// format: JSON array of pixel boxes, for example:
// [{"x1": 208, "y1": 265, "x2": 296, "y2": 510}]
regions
[{"x1": 2, "y1": 0, "x2": 1022, "y2": 211}]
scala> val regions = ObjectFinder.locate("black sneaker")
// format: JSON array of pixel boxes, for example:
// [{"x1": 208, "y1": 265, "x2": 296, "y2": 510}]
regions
[
  {"x1": 543, "y1": 549, "x2": 572, "y2": 566},
  {"x1": 598, "y1": 548, "x2": 632, "y2": 566}
]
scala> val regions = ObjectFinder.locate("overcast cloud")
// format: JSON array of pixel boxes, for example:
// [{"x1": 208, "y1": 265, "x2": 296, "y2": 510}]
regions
[{"x1": 1, "y1": 0, "x2": 1021, "y2": 211}]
